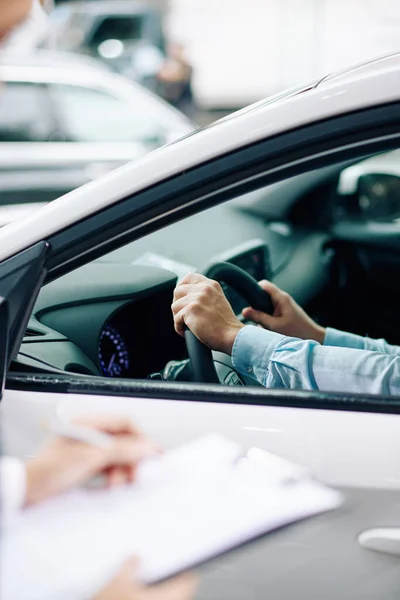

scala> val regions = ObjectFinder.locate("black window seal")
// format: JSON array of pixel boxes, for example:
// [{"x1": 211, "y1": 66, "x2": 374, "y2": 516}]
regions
[{"x1": 7, "y1": 372, "x2": 400, "y2": 415}]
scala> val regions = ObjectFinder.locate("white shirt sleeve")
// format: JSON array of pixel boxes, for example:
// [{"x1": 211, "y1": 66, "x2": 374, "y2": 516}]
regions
[{"x1": 0, "y1": 457, "x2": 26, "y2": 529}]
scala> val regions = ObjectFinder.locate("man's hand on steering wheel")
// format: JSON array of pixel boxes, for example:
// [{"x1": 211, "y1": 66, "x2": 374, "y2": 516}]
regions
[
  {"x1": 173, "y1": 274, "x2": 326, "y2": 355},
  {"x1": 242, "y1": 280, "x2": 326, "y2": 344},
  {"x1": 172, "y1": 273, "x2": 244, "y2": 355}
]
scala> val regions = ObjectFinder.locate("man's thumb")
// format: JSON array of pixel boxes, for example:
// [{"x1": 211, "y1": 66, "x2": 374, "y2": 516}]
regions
[{"x1": 242, "y1": 307, "x2": 275, "y2": 329}]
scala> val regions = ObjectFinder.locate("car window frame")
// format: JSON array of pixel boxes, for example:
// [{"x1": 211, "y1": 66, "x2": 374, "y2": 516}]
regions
[{"x1": 4, "y1": 103, "x2": 400, "y2": 412}]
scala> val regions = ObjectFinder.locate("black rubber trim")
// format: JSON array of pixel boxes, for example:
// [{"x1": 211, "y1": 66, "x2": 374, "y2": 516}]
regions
[
  {"x1": 44, "y1": 102, "x2": 400, "y2": 282},
  {"x1": 7, "y1": 373, "x2": 400, "y2": 415}
]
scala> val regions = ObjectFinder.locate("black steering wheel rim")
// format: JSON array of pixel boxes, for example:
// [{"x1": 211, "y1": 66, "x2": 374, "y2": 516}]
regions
[{"x1": 184, "y1": 262, "x2": 273, "y2": 383}]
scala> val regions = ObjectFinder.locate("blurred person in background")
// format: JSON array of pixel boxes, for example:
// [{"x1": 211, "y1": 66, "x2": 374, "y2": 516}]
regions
[
  {"x1": 0, "y1": 0, "x2": 49, "y2": 53},
  {"x1": 39, "y1": 0, "x2": 54, "y2": 12},
  {"x1": 157, "y1": 42, "x2": 195, "y2": 118},
  {"x1": 1, "y1": 416, "x2": 197, "y2": 600}
]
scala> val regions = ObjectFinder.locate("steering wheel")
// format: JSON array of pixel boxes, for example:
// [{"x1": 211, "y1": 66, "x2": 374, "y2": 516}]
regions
[{"x1": 184, "y1": 262, "x2": 274, "y2": 383}]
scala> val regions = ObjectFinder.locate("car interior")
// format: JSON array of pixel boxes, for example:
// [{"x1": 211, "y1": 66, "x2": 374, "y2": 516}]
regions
[{"x1": 9, "y1": 148, "x2": 400, "y2": 390}]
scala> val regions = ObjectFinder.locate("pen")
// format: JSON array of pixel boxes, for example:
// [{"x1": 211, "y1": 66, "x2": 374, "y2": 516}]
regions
[{"x1": 47, "y1": 417, "x2": 113, "y2": 448}]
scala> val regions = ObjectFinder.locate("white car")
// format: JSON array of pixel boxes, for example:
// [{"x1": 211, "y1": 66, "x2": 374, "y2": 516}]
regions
[
  {"x1": 2, "y1": 53, "x2": 400, "y2": 598},
  {"x1": 0, "y1": 51, "x2": 194, "y2": 151}
]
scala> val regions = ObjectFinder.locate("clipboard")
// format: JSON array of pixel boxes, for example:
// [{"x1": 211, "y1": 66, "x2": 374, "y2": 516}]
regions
[{"x1": 1, "y1": 435, "x2": 342, "y2": 600}]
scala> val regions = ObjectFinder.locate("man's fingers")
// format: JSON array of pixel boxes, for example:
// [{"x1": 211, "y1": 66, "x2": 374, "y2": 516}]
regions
[
  {"x1": 241, "y1": 280, "x2": 289, "y2": 327},
  {"x1": 242, "y1": 307, "x2": 275, "y2": 329},
  {"x1": 179, "y1": 272, "x2": 208, "y2": 286},
  {"x1": 258, "y1": 280, "x2": 288, "y2": 306},
  {"x1": 173, "y1": 306, "x2": 190, "y2": 337},
  {"x1": 171, "y1": 294, "x2": 191, "y2": 316},
  {"x1": 173, "y1": 283, "x2": 201, "y2": 302}
]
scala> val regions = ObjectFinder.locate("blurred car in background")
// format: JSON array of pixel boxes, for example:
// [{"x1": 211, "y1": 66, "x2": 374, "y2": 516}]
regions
[
  {"x1": 0, "y1": 51, "x2": 194, "y2": 224},
  {"x1": 0, "y1": 143, "x2": 138, "y2": 226},
  {"x1": 47, "y1": 0, "x2": 166, "y2": 90},
  {"x1": 0, "y1": 141, "x2": 135, "y2": 200},
  {"x1": 0, "y1": 51, "x2": 194, "y2": 149}
]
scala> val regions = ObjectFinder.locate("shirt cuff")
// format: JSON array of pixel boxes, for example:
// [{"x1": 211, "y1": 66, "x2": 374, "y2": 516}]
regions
[
  {"x1": 324, "y1": 327, "x2": 367, "y2": 350},
  {"x1": 0, "y1": 457, "x2": 26, "y2": 529},
  {"x1": 232, "y1": 325, "x2": 285, "y2": 383}
]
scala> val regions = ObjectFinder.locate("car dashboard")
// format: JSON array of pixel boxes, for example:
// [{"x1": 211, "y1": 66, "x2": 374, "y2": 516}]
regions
[{"x1": 17, "y1": 238, "x2": 282, "y2": 380}]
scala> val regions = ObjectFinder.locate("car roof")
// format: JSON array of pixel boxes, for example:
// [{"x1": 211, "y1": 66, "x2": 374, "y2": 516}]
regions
[
  {"x1": 59, "y1": 0, "x2": 156, "y2": 16},
  {"x1": 0, "y1": 52, "x2": 399, "y2": 261},
  {"x1": 316, "y1": 51, "x2": 400, "y2": 88}
]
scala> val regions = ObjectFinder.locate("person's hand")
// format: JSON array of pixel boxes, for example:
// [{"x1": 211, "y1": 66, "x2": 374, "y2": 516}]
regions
[
  {"x1": 172, "y1": 273, "x2": 244, "y2": 355},
  {"x1": 242, "y1": 280, "x2": 326, "y2": 343},
  {"x1": 94, "y1": 558, "x2": 198, "y2": 600},
  {"x1": 25, "y1": 416, "x2": 159, "y2": 507}
]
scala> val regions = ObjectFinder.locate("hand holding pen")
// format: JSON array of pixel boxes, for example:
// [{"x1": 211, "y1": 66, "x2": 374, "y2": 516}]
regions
[
  {"x1": 25, "y1": 415, "x2": 159, "y2": 507},
  {"x1": 20, "y1": 417, "x2": 197, "y2": 600}
]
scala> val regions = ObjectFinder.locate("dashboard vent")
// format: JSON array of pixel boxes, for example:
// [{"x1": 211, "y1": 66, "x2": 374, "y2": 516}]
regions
[{"x1": 24, "y1": 328, "x2": 45, "y2": 338}]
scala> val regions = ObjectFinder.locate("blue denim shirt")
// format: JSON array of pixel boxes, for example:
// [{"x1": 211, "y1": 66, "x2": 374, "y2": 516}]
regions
[{"x1": 231, "y1": 326, "x2": 400, "y2": 395}]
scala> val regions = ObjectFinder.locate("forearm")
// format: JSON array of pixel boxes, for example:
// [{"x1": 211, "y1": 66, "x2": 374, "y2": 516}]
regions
[
  {"x1": 232, "y1": 325, "x2": 400, "y2": 395},
  {"x1": 324, "y1": 327, "x2": 400, "y2": 356}
]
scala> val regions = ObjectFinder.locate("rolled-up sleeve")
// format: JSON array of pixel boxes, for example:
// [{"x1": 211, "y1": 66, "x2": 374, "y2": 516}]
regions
[{"x1": 232, "y1": 325, "x2": 400, "y2": 395}]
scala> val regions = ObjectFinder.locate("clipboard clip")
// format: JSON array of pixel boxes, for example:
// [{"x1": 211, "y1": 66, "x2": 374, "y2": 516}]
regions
[{"x1": 235, "y1": 447, "x2": 311, "y2": 486}]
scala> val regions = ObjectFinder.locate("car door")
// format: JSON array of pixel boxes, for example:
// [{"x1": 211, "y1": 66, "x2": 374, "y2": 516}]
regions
[{"x1": 1, "y1": 82, "x2": 400, "y2": 598}]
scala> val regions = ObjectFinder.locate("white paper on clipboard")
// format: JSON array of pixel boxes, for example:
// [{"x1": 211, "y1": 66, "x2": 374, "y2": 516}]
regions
[{"x1": 1, "y1": 435, "x2": 342, "y2": 600}]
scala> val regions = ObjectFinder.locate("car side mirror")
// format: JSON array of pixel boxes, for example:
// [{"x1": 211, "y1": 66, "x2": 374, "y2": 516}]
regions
[{"x1": 356, "y1": 173, "x2": 400, "y2": 220}]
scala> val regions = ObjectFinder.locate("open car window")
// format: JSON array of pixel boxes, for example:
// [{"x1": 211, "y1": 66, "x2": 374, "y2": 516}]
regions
[{"x1": 19, "y1": 140, "x2": 400, "y2": 400}]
